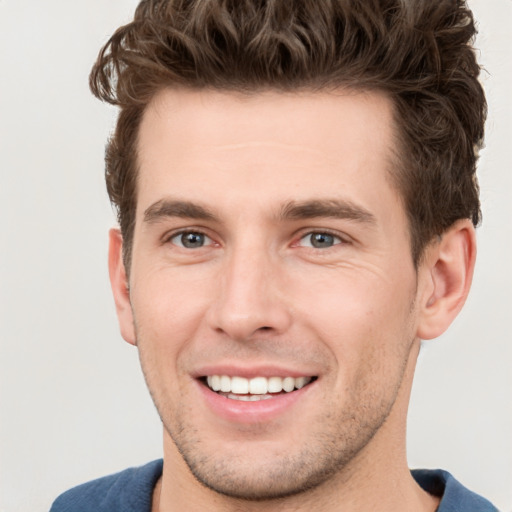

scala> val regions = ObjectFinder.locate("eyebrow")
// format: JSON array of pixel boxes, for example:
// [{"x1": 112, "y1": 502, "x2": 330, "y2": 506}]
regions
[
  {"x1": 143, "y1": 198, "x2": 376, "y2": 225},
  {"x1": 143, "y1": 199, "x2": 217, "y2": 223},
  {"x1": 280, "y1": 199, "x2": 376, "y2": 224}
]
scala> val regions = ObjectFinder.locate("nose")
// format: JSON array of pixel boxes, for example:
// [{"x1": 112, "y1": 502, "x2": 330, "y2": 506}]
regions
[{"x1": 206, "y1": 244, "x2": 293, "y2": 341}]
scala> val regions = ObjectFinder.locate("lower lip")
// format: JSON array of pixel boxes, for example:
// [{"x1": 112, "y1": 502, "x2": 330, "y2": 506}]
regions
[{"x1": 196, "y1": 380, "x2": 315, "y2": 424}]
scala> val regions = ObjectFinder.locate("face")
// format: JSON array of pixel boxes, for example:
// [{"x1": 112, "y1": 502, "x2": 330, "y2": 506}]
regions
[{"x1": 114, "y1": 89, "x2": 427, "y2": 500}]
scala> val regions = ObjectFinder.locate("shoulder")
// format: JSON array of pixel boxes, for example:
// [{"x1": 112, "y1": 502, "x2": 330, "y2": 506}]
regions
[
  {"x1": 49, "y1": 459, "x2": 163, "y2": 512},
  {"x1": 412, "y1": 469, "x2": 499, "y2": 512}
]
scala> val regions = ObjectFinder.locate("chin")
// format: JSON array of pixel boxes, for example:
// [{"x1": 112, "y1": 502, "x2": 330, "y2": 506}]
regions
[
  {"x1": 185, "y1": 449, "x2": 339, "y2": 501},
  {"x1": 166, "y1": 422, "x2": 377, "y2": 501}
]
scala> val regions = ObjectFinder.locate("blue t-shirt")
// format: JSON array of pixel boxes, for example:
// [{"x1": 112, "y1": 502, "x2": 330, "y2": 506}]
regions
[{"x1": 50, "y1": 460, "x2": 498, "y2": 511}]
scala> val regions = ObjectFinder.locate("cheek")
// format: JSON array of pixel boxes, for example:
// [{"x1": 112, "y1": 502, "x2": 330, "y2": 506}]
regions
[
  {"x1": 294, "y1": 268, "x2": 417, "y2": 374},
  {"x1": 132, "y1": 264, "x2": 214, "y2": 330},
  {"x1": 130, "y1": 269, "x2": 215, "y2": 382},
  {"x1": 296, "y1": 272, "x2": 396, "y2": 336}
]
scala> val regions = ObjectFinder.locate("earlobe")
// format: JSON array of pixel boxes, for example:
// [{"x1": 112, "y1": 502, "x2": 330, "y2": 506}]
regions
[
  {"x1": 416, "y1": 220, "x2": 477, "y2": 340},
  {"x1": 108, "y1": 228, "x2": 136, "y2": 345}
]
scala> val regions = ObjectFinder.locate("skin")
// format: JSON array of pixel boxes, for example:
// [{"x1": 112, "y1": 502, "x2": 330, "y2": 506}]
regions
[{"x1": 109, "y1": 89, "x2": 476, "y2": 511}]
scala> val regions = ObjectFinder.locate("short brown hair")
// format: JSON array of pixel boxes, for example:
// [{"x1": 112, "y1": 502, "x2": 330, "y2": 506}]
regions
[{"x1": 90, "y1": 0, "x2": 486, "y2": 268}]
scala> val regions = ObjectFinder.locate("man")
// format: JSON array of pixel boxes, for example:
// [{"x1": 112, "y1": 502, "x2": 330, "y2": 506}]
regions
[{"x1": 51, "y1": 0, "x2": 497, "y2": 510}]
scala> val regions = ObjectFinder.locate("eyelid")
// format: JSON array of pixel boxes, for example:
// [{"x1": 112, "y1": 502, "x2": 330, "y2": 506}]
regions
[
  {"x1": 293, "y1": 228, "x2": 349, "y2": 247},
  {"x1": 161, "y1": 227, "x2": 217, "y2": 247},
  {"x1": 159, "y1": 226, "x2": 350, "y2": 249}
]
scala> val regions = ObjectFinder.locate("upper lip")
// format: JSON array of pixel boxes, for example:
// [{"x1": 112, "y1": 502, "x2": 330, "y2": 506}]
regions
[{"x1": 191, "y1": 364, "x2": 317, "y2": 379}]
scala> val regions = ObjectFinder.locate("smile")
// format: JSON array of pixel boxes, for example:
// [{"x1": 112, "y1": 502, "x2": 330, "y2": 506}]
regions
[{"x1": 205, "y1": 375, "x2": 315, "y2": 400}]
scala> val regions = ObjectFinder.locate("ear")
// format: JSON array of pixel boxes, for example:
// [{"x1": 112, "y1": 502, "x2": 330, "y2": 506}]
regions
[
  {"x1": 416, "y1": 219, "x2": 477, "y2": 340},
  {"x1": 108, "y1": 228, "x2": 136, "y2": 345}
]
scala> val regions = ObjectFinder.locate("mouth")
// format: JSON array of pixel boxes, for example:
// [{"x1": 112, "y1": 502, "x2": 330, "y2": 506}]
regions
[{"x1": 202, "y1": 375, "x2": 317, "y2": 401}]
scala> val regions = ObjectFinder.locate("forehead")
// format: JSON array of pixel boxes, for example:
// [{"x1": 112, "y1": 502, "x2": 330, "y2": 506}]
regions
[
  {"x1": 139, "y1": 87, "x2": 395, "y2": 155},
  {"x1": 136, "y1": 88, "x2": 400, "y2": 219}
]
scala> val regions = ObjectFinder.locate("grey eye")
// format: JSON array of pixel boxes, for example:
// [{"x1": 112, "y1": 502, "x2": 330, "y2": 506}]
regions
[
  {"x1": 299, "y1": 232, "x2": 341, "y2": 249},
  {"x1": 171, "y1": 232, "x2": 211, "y2": 249}
]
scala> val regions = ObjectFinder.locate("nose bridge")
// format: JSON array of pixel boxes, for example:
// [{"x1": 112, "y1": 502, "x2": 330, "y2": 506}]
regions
[{"x1": 208, "y1": 237, "x2": 291, "y2": 340}]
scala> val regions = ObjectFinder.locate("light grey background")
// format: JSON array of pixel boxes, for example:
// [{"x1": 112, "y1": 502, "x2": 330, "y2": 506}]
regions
[{"x1": 0, "y1": 1, "x2": 510, "y2": 511}]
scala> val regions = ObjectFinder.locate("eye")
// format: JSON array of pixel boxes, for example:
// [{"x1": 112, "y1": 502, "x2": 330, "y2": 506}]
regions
[
  {"x1": 169, "y1": 231, "x2": 213, "y2": 249},
  {"x1": 298, "y1": 232, "x2": 343, "y2": 249}
]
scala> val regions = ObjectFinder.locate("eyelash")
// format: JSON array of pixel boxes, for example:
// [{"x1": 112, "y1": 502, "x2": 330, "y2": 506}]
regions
[
  {"x1": 162, "y1": 228, "x2": 348, "y2": 251},
  {"x1": 163, "y1": 229, "x2": 215, "y2": 248},
  {"x1": 294, "y1": 229, "x2": 347, "y2": 249}
]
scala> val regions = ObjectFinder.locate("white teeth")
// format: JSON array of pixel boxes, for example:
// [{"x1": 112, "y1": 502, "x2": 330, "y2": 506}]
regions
[
  {"x1": 295, "y1": 376, "x2": 309, "y2": 389},
  {"x1": 211, "y1": 375, "x2": 221, "y2": 391},
  {"x1": 231, "y1": 376, "x2": 249, "y2": 394},
  {"x1": 226, "y1": 393, "x2": 275, "y2": 401},
  {"x1": 205, "y1": 375, "x2": 313, "y2": 395},
  {"x1": 267, "y1": 376, "x2": 283, "y2": 393},
  {"x1": 249, "y1": 377, "x2": 268, "y2": 394},
  {"x1": 220, "y1": 375, "x2": 231, "y2": 392},
  {"x1": 282, "y1": 377, "x2": 295, "y2": 392}
]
